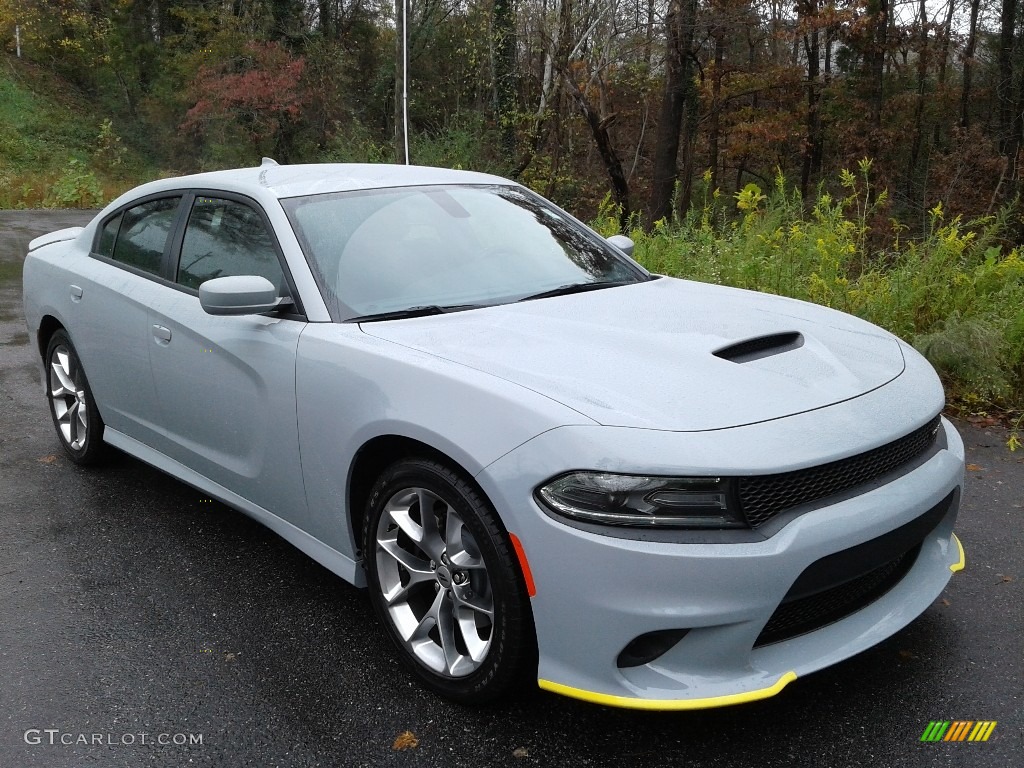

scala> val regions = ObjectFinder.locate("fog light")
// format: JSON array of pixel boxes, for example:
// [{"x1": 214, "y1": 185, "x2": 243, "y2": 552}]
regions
[{"x1": 616, "y1": 629, "x2": 690, "y2": 668}]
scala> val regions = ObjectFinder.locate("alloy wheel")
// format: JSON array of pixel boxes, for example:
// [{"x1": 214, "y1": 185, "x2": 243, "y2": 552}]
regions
[
  {"x1": 48, "y1": 345, "x2": 89, "y2": 451},
  {"x1": 374, "y1": 486, "x2": 495, "y2": 677}
]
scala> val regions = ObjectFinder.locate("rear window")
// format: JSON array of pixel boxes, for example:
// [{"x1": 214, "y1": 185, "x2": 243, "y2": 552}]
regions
[{"x1": 98, "y1": 197, "x2": 181, "y2": 276}]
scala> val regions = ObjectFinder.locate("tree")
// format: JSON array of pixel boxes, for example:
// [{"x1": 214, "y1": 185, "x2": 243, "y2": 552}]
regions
[
  {"x1": 961, "y1": 0, "x2": 981, "y2": 129},
  {"x1": 182, "y1": 41, "x2": 308, "y2": 162},
  {"x1": 647, "y1": 0, "x2": 699, "y2": 224},
  {"x1": 394, "y1": 0, "x2": 408, "y2": 161},
  {"x1": 798, "y1": 0, "x2": 822, "y2": 197},
  {"x1": 492, "y1": 0, "x2": 517, "y2": 162}
]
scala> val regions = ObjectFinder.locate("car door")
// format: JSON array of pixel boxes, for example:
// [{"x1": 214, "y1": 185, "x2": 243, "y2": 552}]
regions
[
  {"x1": 145, "y1": 192, "x2": 308, "y2": 521},
  {"x1": 71, "y1": 196, "x2": 183, "y2": 444}
]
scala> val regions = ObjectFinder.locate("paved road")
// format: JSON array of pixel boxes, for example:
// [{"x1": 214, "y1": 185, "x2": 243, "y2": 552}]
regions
[{"x1": 1, "y1": 211, "x2": 1021, "y2": 768}]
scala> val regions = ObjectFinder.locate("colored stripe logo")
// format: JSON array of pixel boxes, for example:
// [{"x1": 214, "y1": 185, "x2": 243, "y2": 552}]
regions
[{"x1": 920, "y1": 721, "x2": 997, "y2": 742}]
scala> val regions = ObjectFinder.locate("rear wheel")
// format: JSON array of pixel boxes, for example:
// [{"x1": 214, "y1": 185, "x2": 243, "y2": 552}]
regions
[
  {"x1": 45, "y1": 330, "x2": 105, "y2": 465},
  {"x1": 363, "y1": 458, "x2": 534, "y2": 703}
]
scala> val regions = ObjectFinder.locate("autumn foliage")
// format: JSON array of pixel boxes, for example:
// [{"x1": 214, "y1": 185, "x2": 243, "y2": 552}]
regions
[{"x1": 182, "y1": 41, "x2": 307, "y2": 158}]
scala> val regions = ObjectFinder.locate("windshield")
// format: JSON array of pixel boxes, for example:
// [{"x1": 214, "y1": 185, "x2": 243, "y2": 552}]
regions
[{"x1": 280, "y1": 184, "x2": 648, "y2": 320}]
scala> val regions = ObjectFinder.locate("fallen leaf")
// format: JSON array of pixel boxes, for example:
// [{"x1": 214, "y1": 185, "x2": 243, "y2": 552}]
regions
[
  {"x1": 392, "y1": 731, "x2": 419, "y2": 751},
  {"x1": 966, "y1": 463, "x2": 983, "y2": 471},
  {"x1": 37, "y1": 455, "x2": 57, "y2": 464},
  {"x1": 997, "y1": 575, "x2": 1014, "y2": 584},
  {"x1": 898, "y1": 649, "x2": 918, "y2": 660},
  {"x1": 224, "y1": 652, "x2": 237, "y2": 662},
  {"x1": 940, "y1": 598, "x2": 951, "y2": 606},
  {"x1": 513, "y1": 747, "x2": 530, "y2": 758}
]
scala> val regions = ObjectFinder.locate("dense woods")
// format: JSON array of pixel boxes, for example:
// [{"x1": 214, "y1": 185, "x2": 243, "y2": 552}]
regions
[{"x1": 3, "y1": 0, "x2": 1024, "y2": 225}]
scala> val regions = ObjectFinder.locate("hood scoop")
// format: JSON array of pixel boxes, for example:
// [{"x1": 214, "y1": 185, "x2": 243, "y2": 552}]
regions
[{"x1": 713, "y1": 332, "x2": 804, "y2": 363}]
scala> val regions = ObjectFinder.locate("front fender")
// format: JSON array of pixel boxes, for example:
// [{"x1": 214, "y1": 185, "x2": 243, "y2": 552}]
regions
[{"x1": 293, "y1": 323, "x2": 594, "y2": 563}]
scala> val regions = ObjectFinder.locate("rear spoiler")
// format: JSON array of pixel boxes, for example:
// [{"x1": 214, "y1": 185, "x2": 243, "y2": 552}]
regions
[{"x1": 28, "y1": 227, "x2": 85, "y2": 252}]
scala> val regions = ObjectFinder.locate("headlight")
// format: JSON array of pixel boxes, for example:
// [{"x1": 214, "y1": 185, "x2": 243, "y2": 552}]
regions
[{"x1": 535, "y1": 472, "x2": 746, "y2": 529}]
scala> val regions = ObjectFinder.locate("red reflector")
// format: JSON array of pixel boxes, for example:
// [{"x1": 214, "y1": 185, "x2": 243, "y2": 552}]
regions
[{"x1": 508, "y1": 533, "x2": 537, "y2": 597}]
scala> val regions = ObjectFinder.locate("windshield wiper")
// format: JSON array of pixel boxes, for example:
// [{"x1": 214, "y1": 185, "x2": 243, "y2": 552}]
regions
[
  {"x1": 350, "y1": 304, "x2": 482, "y2": 323},
  {"x1": 517, "y1": 280, "x2": 636, "y2": 302}
]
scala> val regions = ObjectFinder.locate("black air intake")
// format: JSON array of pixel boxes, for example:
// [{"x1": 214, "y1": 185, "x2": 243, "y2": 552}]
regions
[{"x1": 713, "y1": 332, "x2": 804, "y2": 363}]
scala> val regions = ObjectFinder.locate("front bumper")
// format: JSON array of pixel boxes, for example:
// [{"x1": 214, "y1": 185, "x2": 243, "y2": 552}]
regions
[{"x1": 479, "y1": 417, "x2": 965, "y2": 709}]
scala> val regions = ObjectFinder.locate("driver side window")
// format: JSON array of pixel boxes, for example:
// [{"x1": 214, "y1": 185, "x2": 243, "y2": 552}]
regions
[{"x1": 177, "y1": 197, "x2": 288, "y2": 295}]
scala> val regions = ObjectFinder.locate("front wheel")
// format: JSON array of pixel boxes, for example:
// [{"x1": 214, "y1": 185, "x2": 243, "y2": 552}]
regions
[
  {"x1": 45, "y1": 329, "x2": 106, "y2": 465},
  {"x1": 363, "y1": 458, "x2": 534, "y2": 703}
]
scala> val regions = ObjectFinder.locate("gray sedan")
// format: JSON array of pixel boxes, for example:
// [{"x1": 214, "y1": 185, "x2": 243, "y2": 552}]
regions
[{"x1": 22, "y1": 163, "x2": 965, "y2": 708}]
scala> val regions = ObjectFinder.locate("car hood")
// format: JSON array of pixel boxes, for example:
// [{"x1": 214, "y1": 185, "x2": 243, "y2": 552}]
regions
[{"x1": 360, "y1": 278, "x2": 906, "y2": 431}]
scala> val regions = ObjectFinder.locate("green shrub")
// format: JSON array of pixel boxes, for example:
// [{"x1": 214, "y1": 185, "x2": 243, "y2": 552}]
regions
[
  {"x1": 409, "y1": 115, "x2": 502, "y2": 173},
  {"x1": 43, "y1": 158, "x2": 105, "y2": 208},
  {"x1": 93, "y1": 118, "x2": 127, "y2": 173},
  {"x1": 318, "y1": 120, "x2": 391, "y2": 164}
]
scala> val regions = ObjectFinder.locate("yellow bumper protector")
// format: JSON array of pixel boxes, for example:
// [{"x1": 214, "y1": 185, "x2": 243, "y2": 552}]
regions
[
  {"x1": 949, "y1": 533, "x2": 965, "y2": 573},
  {"x1": 538, "y1": 670, "x2": 797, "y2": 711}
]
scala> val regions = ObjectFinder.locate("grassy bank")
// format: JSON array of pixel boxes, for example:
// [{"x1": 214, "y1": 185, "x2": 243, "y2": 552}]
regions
[{"x1": 0, "y1": 56, "x2": 154, "y2": 208}]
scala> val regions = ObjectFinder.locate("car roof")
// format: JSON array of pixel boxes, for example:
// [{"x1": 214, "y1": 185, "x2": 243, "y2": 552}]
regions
[{"x1": 126, "y1": 163, "x2": 514, "y2": 201}]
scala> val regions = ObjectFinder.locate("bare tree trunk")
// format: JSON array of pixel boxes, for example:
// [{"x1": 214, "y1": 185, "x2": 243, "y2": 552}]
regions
[
  {"x1": 907, "y1": 0, "x2": 929, "y2": 191},
  {"x1": 563, "y1": 72, "x2": 631, "y2": 225},
  {"x1": 800, "y1": 0, "x2": 820, "y2": 199},
  {"x1": 393, "y1": 0, "x2": 407, "y2": 162},
  {"x1": 708, "y1": 27, "x2": 724, "y2": 191},
  {"x1": 823, "y1": 21, "x2": 831, "y2": 81},
  {"x1": 318, "y1": 0, "x2": 332, "y2": 37},
  {"x1": 961, "y1": 0, "x2": 981, "y2": 129},
  {"x1": 815, "y1": 21, "x2": 830, "y2": 179},
  {"x1": 645, "y1": 0, "x2": 655, "y2": 68},
  {"x1": 932, "y1": 0, "x2": 956, "y2": 147},
  {"x1": 1014, "y1": 45, "x2": 1024, "y2": 161},
  {"x1": 998, "y1": 0, "x2": 1017, "y2": 157},
  {"x1": 865, "y1": 0, "x2": 889, "y2": 157},
  {"x1": 677, "y1": 93, "x2": 699, "y2": 216},
  {"x1": 647, "y1": 0, "x2": 699, "y2": 224},
  {"x1": 935, "y1": 0, "x2": 955, "y2": 86}
]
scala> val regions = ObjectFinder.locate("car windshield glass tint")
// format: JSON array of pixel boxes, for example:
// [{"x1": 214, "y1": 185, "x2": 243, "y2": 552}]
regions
[{"x1": 281, "y1": 185, "x2": 646, "y2": 320}]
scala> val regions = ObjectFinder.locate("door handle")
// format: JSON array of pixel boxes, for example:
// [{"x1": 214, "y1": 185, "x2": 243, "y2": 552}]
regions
[
  {"x1": 69, "y1": 285, "x2": 83, "y2": 301},
  {"x1": 152, "y1": 325, "x2": 172, "y2": 344}
]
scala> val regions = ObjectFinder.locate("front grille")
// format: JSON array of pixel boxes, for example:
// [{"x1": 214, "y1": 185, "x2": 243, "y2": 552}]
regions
[
  {"x1": 739, "y1": 415, "x2": 941, "y2": 528},
  {"x1": 754, "y1": 545, "x2": 921, "y2": 647}
]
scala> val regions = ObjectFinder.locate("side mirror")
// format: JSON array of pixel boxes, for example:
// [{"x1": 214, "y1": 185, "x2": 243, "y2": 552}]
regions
[
  {"x1": 607, "y1": 234, "x2": 635, "y2": 257},
  {"x1": 199, "y1": 275, "x2": 283, "y2": 316}
]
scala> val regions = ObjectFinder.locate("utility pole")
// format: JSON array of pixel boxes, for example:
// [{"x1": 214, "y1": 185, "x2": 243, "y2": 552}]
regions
[
  {"x1": 402, "y1": 0, "x2": 409, "y2": 164},
  {"x1": 393, "y1": 0, "x2": 410, "y2": 164},
  {"x1": 15, "y1": 24, "x2": 21, "y2": 58}
]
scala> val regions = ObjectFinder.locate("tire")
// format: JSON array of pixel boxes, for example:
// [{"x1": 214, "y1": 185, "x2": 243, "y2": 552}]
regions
[
  {"x1": 363, "y1": 457, "x2": 535, "y2": 704},
  {"x1": 44, "y1": 329, "x2": 106, "y2": 465}
]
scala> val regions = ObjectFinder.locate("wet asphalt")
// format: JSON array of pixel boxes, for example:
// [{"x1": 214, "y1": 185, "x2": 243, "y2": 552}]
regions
[{"x1": 0, "y1": 210, "x2": 1021, "y2": 768}]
